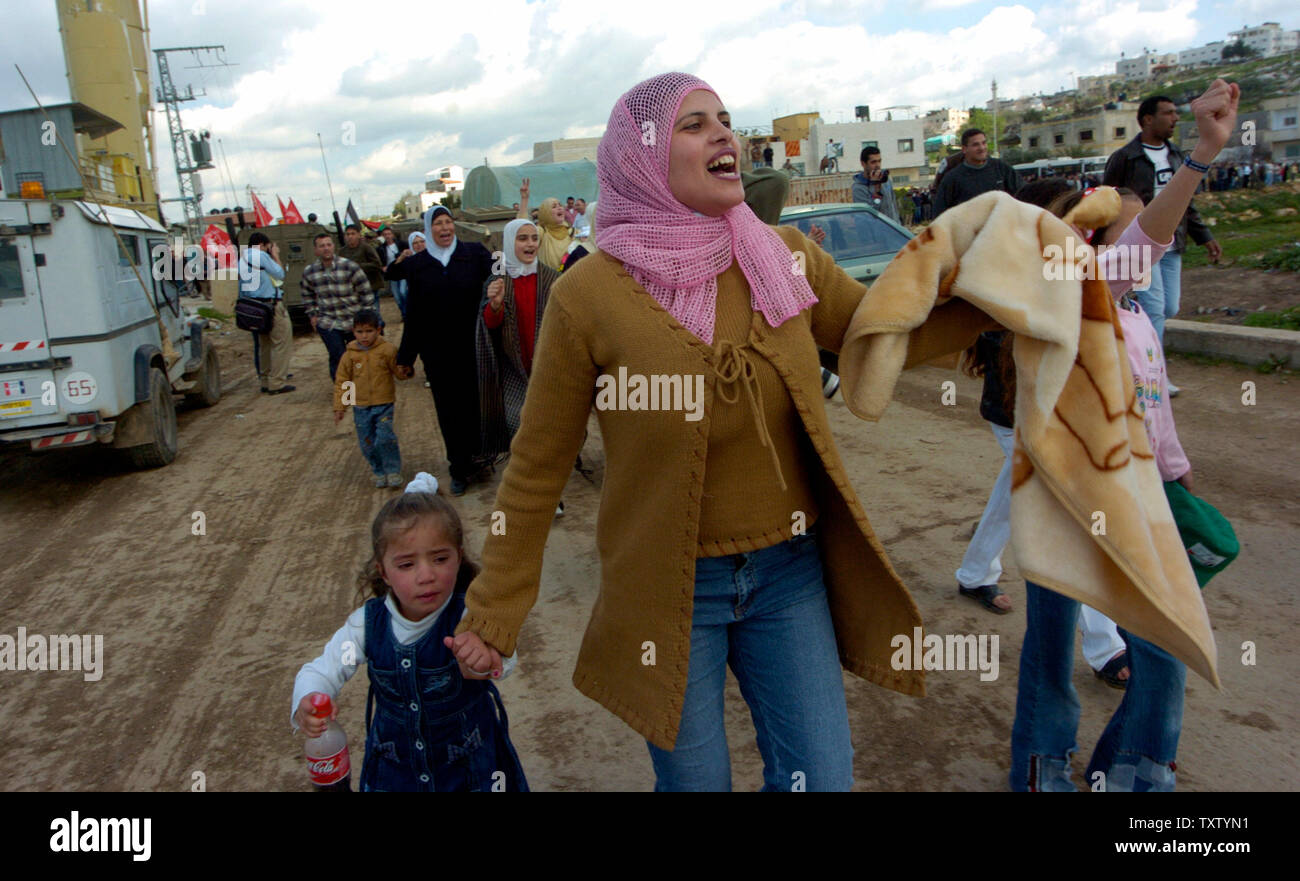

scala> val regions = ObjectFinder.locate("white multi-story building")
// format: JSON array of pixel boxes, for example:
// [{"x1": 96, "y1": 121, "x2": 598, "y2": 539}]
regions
[
  {"x1": 1116, "y1": 50, "x2": 1178, "y2": 79},
  {"x1": 1179, "y1": 41, "x2": 1225, "y2": 67},
  {"x1": 419, "y1": 165, "x2": 465, "y2": 213},
  {"x1": 1227, "y1": 22, "x2": 1300, "y2": 58},
  {"x1": 924, "y1": 107, "x2": 970, "y2": 137},
  {"x1": 807, "y1": 117, "x2": 927, "y2": 183}
]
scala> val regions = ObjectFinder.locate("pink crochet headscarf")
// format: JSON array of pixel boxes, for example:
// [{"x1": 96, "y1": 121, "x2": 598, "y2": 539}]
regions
[{"x1": 594, "y1": 72, "x2": 817, "y2": 344}]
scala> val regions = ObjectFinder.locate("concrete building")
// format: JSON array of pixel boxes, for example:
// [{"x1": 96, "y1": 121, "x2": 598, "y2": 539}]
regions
[
  {"x1": 526, "y1": 137, "x2": 601, "y2": 165},
  {"x1": 1227, "y1": 22, "x2": 1300, "y2": 58},
  {"x1": 924, "y1": 107, "x2": 969, "y2": 137},
  {"x1": 1018, "y1": 102, "x2": 1141, "y2": 158},
  {"x1": 807, "y1": 117, "x2": 928, "y2": 184},
  {"x1": 1116, "y1": 50, "x2": 1178, "y2": 79},
  {"x1": 1179, "y1": 41, "x2": 1225, "y2": 67},
  {"x1": 1078, "y1": 74, "x2": 1122, "y2": 96},
  {"x1": 1263, "y1": 95, "x2": 1300, "y2": 162},
  {"x1": 419, "y1": 165, "x2": 464, "y2": 213},
  {"x1": 1178, "y1": 94, "x2": 1300, "y2": 163}
]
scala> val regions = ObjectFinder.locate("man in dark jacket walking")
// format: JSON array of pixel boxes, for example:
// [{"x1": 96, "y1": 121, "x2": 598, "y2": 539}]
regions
[
  {"x1": 1104, "y1": 95, "x2": 1220, "y2": 363},
  {"x1": 932, "y1": 129, "x2": 1019, "y2": 216}
]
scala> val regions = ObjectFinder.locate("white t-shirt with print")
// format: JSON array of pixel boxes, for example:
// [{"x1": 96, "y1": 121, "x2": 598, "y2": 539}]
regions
[{"x1": 1143, "y1": 142, "x2": 1173, "y2": 197}]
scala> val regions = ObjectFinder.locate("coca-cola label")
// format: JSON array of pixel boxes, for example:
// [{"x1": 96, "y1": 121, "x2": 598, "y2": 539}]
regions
[{"x1": 306, "y1": 745, "x2": 351, "y2": 786}]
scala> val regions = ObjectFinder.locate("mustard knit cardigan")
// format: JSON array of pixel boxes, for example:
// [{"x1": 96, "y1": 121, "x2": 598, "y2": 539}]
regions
[{"x1": 457, "y1": 225, "x2": 988, "y2": 749}]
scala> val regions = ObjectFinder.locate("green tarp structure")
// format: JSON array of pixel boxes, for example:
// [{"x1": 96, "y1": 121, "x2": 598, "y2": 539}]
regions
[{"x1": 463, "y1": 160, "x2": 598, "y2": 211}]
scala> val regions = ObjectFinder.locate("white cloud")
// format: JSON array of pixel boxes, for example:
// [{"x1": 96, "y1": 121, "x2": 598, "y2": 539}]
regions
[{"x1": 3, "y1": 0, "x2": 1285, "y2": 221}]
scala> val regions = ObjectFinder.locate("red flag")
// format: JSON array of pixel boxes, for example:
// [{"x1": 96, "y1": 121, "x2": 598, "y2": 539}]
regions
[
  {"x1": 250, "y1": 192, "x2": 273, "y2": 227},
  {"x1": 284, "y1": 199, "x2": 306, "y2": 225},
  {"x1": 200, "y1": 224, "x2": 237, "y2": 269},
  {"x1": 277, "y1": 196, "x2": 288, "y2": 223}
]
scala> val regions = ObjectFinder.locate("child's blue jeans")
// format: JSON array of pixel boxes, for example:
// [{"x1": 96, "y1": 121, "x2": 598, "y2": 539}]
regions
[
  {"x1": 1010, "y1": 580, "x2": 1185, "y2": 792},
  {"x1": 353, "y1": 403, "x2": 401, "y2": 477},
  {"x1": 646, "y1": 530, "x2": 854, "y2": 791}
]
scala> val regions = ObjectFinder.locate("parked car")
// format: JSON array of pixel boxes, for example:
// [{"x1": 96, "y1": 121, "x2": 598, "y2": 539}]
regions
[
  {"x1": 778, "y1": 202, "x2": 914, "y2": 286},
  {"x1": 779, "y1": 202, "x2": 916, "y2": 379}
]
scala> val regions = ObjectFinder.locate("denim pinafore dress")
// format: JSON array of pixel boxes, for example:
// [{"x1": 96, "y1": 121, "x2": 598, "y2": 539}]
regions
[{"x1": 359, "y1": 592, "x2": 529, "y2": 792}]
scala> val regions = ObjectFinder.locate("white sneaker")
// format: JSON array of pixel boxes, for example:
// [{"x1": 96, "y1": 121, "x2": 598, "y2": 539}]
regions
[
  {"x1": 555, "y1": 501, "x2": 565, "y2": 517},
  {"x1": 1168, "y1": 383, "x2": 1181, "y2": 397}
]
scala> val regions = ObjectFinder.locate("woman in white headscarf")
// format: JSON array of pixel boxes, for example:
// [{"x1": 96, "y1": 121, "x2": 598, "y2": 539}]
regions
[{"x1": 475, "y1": 218, "x2": 560, "y2": 460}]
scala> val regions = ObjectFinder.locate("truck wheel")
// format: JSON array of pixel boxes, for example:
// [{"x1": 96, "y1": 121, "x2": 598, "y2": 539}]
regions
[
  {"x1": 184, "y1": 340, "x2": 221, "y2": 408},
  {"x1": 127, "y1": 368, "x2": 179, "y2": 469}
]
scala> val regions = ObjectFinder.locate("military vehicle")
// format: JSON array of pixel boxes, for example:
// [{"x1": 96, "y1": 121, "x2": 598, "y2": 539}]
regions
[{"x1": 0, "y1": 198, "x2": 219, "y2": 468}]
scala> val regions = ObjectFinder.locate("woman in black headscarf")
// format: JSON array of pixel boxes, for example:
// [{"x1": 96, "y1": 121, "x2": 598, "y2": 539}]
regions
[{"x1": 390, "y1": 205, "x2": 494, "y2": 495}]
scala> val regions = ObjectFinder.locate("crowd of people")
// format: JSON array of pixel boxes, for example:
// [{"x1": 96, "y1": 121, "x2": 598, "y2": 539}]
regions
[
  {"x1": 259, "y1": 72, "x2": 1244, "y2": 792},
  {"x1": 1204, "y1": 158, "x2": 1298, "y2": 190}
]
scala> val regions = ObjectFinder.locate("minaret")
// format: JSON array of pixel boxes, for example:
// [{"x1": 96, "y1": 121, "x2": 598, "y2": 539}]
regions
[{"x1": 991, "y1": 78, "x2": 999, "y2": 155}]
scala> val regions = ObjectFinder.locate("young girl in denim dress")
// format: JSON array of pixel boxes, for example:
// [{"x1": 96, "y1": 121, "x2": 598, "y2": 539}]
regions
[{"x1": 292, "y1": 473, "x2": 528, "y2": 791}]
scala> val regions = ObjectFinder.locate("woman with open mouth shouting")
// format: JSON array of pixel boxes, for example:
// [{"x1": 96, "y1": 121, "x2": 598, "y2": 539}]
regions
[{"x1": 448, "y1": 72, "x2": 986, "y2": 790}]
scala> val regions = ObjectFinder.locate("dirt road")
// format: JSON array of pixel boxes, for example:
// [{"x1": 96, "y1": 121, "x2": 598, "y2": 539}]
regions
[{"x1": 1, "y1": 299, "x2": 1296, "y2": 791}]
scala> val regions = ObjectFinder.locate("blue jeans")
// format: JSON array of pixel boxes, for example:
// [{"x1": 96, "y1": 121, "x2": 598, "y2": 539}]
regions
[
  {"x1": 317, "y1": 326, "x2": 355, "y2": 380},
  {"x1": 646, "y1": 531, "x2": 854, "y2": 791},
  {"x1": 1136, "y1": 250, "x2": 1182, "y2": 342},
  {"x1": 1010, "y1": 581, "x2": 1186, "y2": 792},
  {"x1": 353, "y1": 403, "x2": 401, "y2": 477},
  {"x1": 389, "y1": 279, "x2": 408, "y2": 320}
]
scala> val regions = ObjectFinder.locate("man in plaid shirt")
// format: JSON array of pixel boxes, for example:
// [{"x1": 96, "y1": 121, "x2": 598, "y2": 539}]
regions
[{"x1": 301, "y1": 232, "x2": 377, "y2": 379}]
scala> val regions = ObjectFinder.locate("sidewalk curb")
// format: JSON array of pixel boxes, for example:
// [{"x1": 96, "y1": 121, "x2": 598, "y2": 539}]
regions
[{"x1": 1163, "y1": 319, "x2": 1299, "y2": 367}]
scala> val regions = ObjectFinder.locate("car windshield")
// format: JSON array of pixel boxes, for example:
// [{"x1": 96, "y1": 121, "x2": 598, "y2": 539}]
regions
[{"x1": 781, "y1": 209, "x2": 911, "y2": 262}]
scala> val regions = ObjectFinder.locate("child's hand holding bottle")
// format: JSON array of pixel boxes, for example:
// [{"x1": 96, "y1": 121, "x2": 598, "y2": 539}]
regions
[
  {"x1": 444, "y1": 632, "x2": 503, "y2": 680},
  {"x1": 294, "y1": 691, "x2": 337, "y2": 737}
]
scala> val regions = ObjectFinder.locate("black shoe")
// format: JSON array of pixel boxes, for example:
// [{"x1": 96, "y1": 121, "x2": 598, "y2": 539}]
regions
[
  {"x1": 821, "y1": 368, "x2": 840, "y2": 399},
  {"x1": 266, "y1": 385, "x2": 296, "y2": 395},
  {"x1": 260, "y1": 386, "x2": 269, "y2": 393},
  {"x1": 450, "y1": 478, "x2": 468, "y2": 496}
]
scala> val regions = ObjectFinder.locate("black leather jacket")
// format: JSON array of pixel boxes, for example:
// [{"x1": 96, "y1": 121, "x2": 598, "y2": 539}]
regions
[{"x1": 1103, "y1": 135, "x2": 1214, "y2": 254}]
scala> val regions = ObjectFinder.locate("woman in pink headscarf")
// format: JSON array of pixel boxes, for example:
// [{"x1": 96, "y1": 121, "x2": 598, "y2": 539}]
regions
[{"x1": 446, "y1": 72, "x2": 987, "y2": 790}]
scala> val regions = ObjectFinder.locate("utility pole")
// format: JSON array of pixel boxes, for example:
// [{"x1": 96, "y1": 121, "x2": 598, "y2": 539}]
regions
[{"x1": 154, "y1": 45, "x2": 228, "y2": 240}]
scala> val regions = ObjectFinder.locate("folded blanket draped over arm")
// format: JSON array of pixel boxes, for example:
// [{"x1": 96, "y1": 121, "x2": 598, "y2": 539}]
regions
[{"x1": 837, "y1": 190, "x2": 1218, "y2": 687}]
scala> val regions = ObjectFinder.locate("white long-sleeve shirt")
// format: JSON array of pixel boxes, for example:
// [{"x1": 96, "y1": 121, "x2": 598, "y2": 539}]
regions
[{"x1": 290, "y1": 593, "x2": 517, "y2": 730}]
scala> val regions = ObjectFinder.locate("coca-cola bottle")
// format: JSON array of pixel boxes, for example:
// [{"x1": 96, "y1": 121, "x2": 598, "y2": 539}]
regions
[{"x1": 304, "y1": 693, "x2": 352, "y2": 792}]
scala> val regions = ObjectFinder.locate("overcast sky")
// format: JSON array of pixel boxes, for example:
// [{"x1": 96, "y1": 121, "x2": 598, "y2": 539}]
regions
[{"x1": 3, "y1": 0, "x2": 1295, "y2": 223}]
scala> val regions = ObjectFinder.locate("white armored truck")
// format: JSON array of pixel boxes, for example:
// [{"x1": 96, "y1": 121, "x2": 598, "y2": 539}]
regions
[{"x1": 0, "y1": 199, "x2": 220, "y2": 468}]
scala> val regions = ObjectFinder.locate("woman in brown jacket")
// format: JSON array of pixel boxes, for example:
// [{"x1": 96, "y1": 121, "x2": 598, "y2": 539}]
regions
[{"x1": 446, "y1": 72, "x2": 986, "y2": 790}]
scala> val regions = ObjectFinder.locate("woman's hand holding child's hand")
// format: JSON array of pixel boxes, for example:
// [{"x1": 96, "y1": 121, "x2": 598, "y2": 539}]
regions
[
  {"x1": 294, "y1": 692, "x2": 335, "y2": 737},
  {"x1": 443, "y1": 632, "x2": 502, "y2": 679},
  {"x1": 333, "y1": 409, "x2": 345, "y2": 424}
]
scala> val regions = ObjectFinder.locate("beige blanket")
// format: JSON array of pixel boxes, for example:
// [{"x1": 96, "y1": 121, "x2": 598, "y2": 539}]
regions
[{"x1": 839, "y1": 190, "x2": 1218, "y2": 686}]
